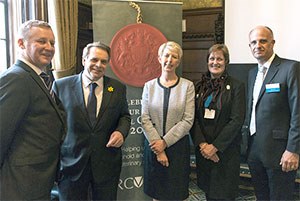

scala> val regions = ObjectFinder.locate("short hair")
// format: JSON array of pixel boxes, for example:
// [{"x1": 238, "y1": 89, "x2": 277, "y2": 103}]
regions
[
  {"x1": 264, "y1": 26, "x2": 274, "y2": 37},
  {"x1": 249, "y1": 25, "x2": 274, "y2": 39},
  {"x1": 158, "y1": 41, "x2": 183, "y2": 59},
  {"x1": 207, "y1": 44, "x2": 230, "y2": 65},
  {"x1": 18, "y1": 20, "x2": 52, "y2": 40},
  {"x1": 82, "y1": 41, "x2": 111, "y2": 61}
]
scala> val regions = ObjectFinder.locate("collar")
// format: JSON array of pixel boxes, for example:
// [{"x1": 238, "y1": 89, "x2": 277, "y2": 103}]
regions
[
  {"x1": 82, "y1": 72, "x2": 104, "y2": 88},
  {"x1": 18, "y1": 57, "x2": 44, "y2": 75},
  {"x1": 259, "y1": 53, "x2": 276, "y2": 69}
]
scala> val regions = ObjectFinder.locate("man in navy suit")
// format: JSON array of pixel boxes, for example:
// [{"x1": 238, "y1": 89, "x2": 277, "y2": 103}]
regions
[
  {"x1": 0, "y1": 20, "x2": 66, "y2": 200},
  {"x1": 52, "y1": 42, "x2": 131, "y2": 200},
  {"x1": 246, "y1": 26, "x2": 299, "y2": 200}
]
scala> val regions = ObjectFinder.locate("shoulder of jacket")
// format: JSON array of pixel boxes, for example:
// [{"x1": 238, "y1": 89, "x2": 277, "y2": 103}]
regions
[
  {"x1": 180, "y1": 77, "x2": 193, "y2": 84},
  {"x1": 55, "y1": 74, "x2": 78, "y2": 84},
  {"x1": 144, "y1": 78, "x2": 157, "y2": 86},
  {"x1": 104, "y1": 76, "x2": 127, "y2": 89}
]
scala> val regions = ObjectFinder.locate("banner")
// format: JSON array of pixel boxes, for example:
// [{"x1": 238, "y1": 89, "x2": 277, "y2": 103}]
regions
[{"x1": 93, "y1": 0, "x2": 182, "y2": 200}]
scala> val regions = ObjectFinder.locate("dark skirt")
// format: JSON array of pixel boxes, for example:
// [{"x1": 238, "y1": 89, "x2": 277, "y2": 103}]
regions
[
  {"x1": 195, "y1": 144, "x2": 240, "y2": 200},
  {"x1": 143, "y1": 135, "x2": 190, "y2": 200}
]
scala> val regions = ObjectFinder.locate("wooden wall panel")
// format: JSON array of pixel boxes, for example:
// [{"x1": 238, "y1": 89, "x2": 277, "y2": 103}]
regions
[
  {"x1": 76, "y1": 3, "x2": 93, "y2": 73},
  {"x1": 182, "y1": 7, "x2": 223, "y2": 82}
]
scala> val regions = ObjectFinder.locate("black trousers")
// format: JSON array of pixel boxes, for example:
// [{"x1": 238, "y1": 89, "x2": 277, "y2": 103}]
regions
[
  {"x1": 58, "y1": 160, "x2": 119, "y2": 201},
  {"x1": 247, "y1": 135, "x2": 297, "y2": 201}
]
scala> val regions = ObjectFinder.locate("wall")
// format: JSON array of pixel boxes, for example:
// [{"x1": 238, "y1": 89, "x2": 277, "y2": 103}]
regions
[
  {"x1": 76, "y1": 3, "x2": 93, "y2": 73},
  {"x1": 76, "y1": 0, "x2": 224, "y2": 79},
  {"x1": 182, "y1": 7, "x2": 223, "y2": 81},
  {"x1": 78, "y1": 0, "x2": 222, "y2": 9},
  {"x1": 78, "y1": 0, "x2": 92, "y2": 6},
  {"x1": 225, "y1": 0, "x2": 300, "y2": 63},
  {"x1": 152, "y1": 0, "x2": 222, "y2": 9}
]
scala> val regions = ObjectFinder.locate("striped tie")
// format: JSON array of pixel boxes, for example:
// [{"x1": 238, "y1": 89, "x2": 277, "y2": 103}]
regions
[{"x1": 40, "y1": 72, "x2": 55, "y2": 101}]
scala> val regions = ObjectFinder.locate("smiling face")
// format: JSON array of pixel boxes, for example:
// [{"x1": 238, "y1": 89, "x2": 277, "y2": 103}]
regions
[
  {"x1": 82, "y1": 47, "x2": 109, "y2": 81},
  {"x1": 159, "y1": 47, "x2": 181, "y2": 73},
  {"x1": 208, "y1": 50, "x2": 226, "y2": 78},
  {"x1": 249, "y1": 26, "x2": 275, "y2": 65},
  {"x1": 18, "y1": 26, "x2": 55, "y2": 69}
]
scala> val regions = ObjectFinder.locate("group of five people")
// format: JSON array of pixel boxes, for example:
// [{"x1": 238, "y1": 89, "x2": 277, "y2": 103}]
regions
[{"x1": 0, "y1": 20, "x2": 299, "y2": 201}]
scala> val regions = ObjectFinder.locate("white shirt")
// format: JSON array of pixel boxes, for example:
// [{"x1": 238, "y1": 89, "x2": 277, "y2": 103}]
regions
[
  {"x1": 259, "y1": 53, "x2": 276, "y2": 79},
  {"x1": 82, "y1": 73, "x2": 103, "y2": 117},
  {"x1": 18, "y1": 57, "x2": 48, "y2": 86}
]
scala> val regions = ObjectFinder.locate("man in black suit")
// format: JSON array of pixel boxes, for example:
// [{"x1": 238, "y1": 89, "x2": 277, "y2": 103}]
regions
[
  {"x1": 52, "y1": 42, "x2": 131, "y2": 200},
  {"x1": 246, "y1": 25, "x2": 299, "y2": 200},
  {"x1": 0, "y1": 20, "x2": 66, "y2": 200}
]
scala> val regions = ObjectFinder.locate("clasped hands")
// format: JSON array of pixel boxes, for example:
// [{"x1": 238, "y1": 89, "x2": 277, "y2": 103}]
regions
[
  {"x1": 199, "y1": 142, "x2": 219, "y2": 163},
  {"x1": 150, "y1": 139, "x2": 169, "y2": 167}
]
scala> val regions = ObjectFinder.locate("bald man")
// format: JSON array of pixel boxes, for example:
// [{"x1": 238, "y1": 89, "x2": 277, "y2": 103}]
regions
[{"x1": 245, "y1": 25, "x2": 299, "y2": 200}]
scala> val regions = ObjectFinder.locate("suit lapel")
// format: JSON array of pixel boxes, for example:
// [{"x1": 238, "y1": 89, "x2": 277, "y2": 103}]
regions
[
  {"x1": 16, "y1": 60, "x2": 66, "y2": 126},
  {"x1": 248, "y1": 68, "x2": 257, "y2": 96},
  {"x1": 257, "y1": 55, "x2": 280, "y2": 102},
  {"x1": 214, "y1": 79, "x2": 231, "y2": 122},
  {"x1": 95, "y1": 76, "x2": 113, "y2": 125},
  {"x1": 18, "y1": 61, "x2": 55, "y2": 103},
  {"x1": 248, "y1": 68, "x2": 257, "y2": 108},
  {"x1": 72, "y1": 74, "x2": 93, "y2": 127}
]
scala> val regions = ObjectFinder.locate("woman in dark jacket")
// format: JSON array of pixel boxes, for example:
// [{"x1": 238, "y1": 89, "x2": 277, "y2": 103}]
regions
[{"x1": 191, "y1": 44, "x2": 246, "y2": 200}]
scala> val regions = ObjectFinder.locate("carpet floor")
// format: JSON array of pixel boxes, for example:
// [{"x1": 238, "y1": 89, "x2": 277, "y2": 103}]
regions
[{"x1": 188, "y1": 171, "x2": 300, "y2": 201}]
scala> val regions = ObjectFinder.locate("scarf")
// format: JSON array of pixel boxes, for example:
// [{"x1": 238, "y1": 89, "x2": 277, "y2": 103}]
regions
[{"x1": 196, "y1": 71, "x2": 228, "y2": 110}]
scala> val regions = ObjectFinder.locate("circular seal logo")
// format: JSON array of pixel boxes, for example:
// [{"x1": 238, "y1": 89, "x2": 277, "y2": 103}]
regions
[{"x1": 110, "y1": 23, "x2": 167, "y2": 87}]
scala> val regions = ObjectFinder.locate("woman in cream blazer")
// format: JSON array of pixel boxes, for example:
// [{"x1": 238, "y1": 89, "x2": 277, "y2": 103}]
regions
[{"x1": 141, "y1": 41, "x2": 195, "y2": 201}]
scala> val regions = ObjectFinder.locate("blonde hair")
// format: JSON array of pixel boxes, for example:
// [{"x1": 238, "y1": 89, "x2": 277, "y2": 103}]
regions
[
  {"x1": 18, "y1": 20, "x2": 52, "y2": 40},
  {"x1": 158, "y1": 41, "x2": 183, "y2": 59}
]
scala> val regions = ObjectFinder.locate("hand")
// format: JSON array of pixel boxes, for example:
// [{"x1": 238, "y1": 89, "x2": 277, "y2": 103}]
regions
[
  {"x1": 199, "y1": 142, "x2": 208, "y2": 150},
  {"x1": 200, "y1": 143, "x2": 218, "y2": 159},
  {"x1": 280, "y1": 150, "x2": 299, "y2": 172},
  {"x1": 106, "y1": 131, "x2": 124, "y2": 148},
  {"x1": 156, "y1": 151, "x2": 169, "y2": 167},
  {"x1": 199, "y1": 143, "x2": 219, "y2": 162},
  {"x1": 150, "y1": 139, "x2": 167, "y2": 154},
  {"x1": 210, "y1": 154, "x2": 220, "y2": 163}
]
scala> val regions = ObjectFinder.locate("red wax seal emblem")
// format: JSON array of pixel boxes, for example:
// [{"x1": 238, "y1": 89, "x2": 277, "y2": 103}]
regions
[{"x1": 110, "y1": 23, "x2": 167, "y2": 87}]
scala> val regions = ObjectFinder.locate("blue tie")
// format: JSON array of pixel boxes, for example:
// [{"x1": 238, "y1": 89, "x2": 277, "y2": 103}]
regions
[
  {"x1": 40, "y1": 72, "x2": 55, "y2": 100},
  {"x1": 87, "y1": 83, "x2": 98, "y2": 125},
  {"x1": 40, "y1": 72, "x2": 52, "y2": 90}
]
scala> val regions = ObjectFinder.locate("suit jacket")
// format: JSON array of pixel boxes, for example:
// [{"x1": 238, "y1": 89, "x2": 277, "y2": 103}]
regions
[
  {"x1": 141, "y1": 77, "x2": 195, "y2": 147},
  {"x1": 190, "y1": 75, "x2": 245, "y2": 198},
  {"x1": 0, "y1": 60, "x2": 66, "y2": 200},
  {"x1": 52, "y1": 73, "x2": 130, "y2": 182},
  {"x1": 191, "y1": 76, "x2": 246, "y2": 152},
  {"x1": 246, "y1": 55, "x2": 300, "y2": 167}
]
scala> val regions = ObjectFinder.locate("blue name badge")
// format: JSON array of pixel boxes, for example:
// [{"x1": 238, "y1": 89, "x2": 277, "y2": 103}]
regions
[{"x1": 266, "y1": 83, "x2": 280, "y2": 93}]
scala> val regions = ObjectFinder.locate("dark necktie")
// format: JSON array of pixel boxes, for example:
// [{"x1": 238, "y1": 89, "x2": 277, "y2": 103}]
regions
[
  {"x1": 87, "y1": 83, "x2": 98, "y2": 125},
  {"x1": 40, "y1": 72, "x2": 52, "y2": 90},
  {"x1": 40, "y1": 72, "x2": 55, "y2": 100}
]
